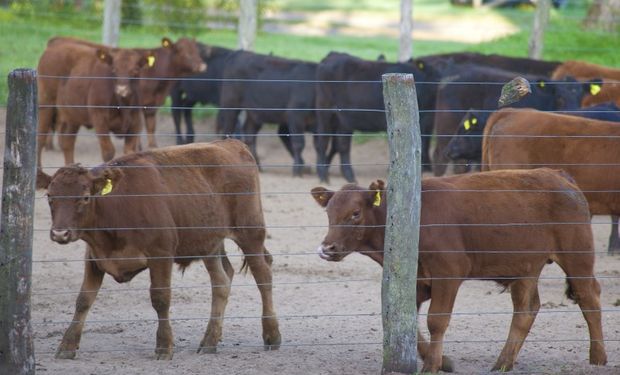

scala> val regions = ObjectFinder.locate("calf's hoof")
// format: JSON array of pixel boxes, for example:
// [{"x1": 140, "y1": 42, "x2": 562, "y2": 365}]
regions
[
  {"x1": 155, "y1": 347, "x2": 174, "y2": 360},
  {"x1": 263, "y1": 332, "x2": 281, "y2": 351},
  {"x1": 55, "y1": 347, "x2": 77, "y2": 360},
  {"x1": 197, "y1": 334, "x2": 219, "y2": 354},
  {"x1": 441, "y1": 355, "x2": 455, "y2": 373},
  {"x1": 590, "y1": 351, "x2": 607, "y2": 366},
  {"x1": 490, "y1": 362, "x2": 513, "y2": 372}
]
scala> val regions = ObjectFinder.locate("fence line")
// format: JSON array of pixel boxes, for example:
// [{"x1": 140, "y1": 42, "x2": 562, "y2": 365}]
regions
[
  {"x1": 28, "y1": 275, "x2": 620, "y2": 298},
  {"x1": 28, "y1": 308, "x2": 620, "y2": 328}
]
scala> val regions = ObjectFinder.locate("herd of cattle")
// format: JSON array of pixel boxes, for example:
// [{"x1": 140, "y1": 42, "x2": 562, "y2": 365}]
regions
[{"x1": 34, "y1": 35, "x2": 620, "y2": 373}]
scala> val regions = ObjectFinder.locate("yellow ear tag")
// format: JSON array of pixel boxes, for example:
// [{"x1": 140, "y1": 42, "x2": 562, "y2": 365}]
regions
[
  {"x1": 471, "y1": 117, "x2": 478, "y2": 125},
  {"x1": 373, "y1": 191, "x2": 381, "y2": 207},
  {"x1": 418, "y1": 62, "x2": 424, "y2": 69},
  {"x1": 162, "y1": 39, "x2": 171, "y2": 48},
  {"x1": 101, "y1": 179, "x2": 113, "y2": 196},
  {"x1": 590, "y1": 84, "x2": 601, "y2": 96},
  {"x1": 147, "y1": 55, "x2": 156, "y2": 67},
  {"x1": 463, "y1": 119, "x2": 471, "y2": 131},
  {"x1": 538, "y1": 81, "x2": 545, "y2": 88}
]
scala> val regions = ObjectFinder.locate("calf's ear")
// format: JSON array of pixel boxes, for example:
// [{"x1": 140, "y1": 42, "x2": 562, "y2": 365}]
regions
[
  {"x1": 89, "y1": 167, "x2": 123, "y2": 196},
  {"x1": 96, "y1": 49, "x2": 113, "y2": 65},
  {"x1": 311, "y1": 187, "x2": 334, "y2": 207},
  {"x1": 161, "y1": 37, "x2": 173, "y2": 49},
  {"x1": 587, "y1": 78, "x2": 603, "y2": 96},
  {"x1": 367, "y1": 180, "x2": 386, "y2": 207},
  {"x1": 36, "y1": 170, "x2": 53, "y2": 190}
]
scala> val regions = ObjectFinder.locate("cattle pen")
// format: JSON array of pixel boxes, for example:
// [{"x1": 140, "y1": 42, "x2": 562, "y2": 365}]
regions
[{"x1": 2, "y1": 1, "x2": 620, "y2": 375}]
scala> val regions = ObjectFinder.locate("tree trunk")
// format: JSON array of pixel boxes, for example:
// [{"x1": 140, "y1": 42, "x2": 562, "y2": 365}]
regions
[{"x1": 583, "y1": 0, "x2": 620, "y2": 32}]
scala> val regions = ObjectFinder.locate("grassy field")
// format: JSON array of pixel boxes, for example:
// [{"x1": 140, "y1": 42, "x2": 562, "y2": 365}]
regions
[{"x1": 0, "y1": 0, "x2": 618, "y2": 105}]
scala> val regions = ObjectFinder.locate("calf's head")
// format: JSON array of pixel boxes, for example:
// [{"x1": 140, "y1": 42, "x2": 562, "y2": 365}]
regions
[
  {"x1": 96, "y1": 49, "x2": 149, "y2": 100},
  {"x1": 45, "y1": 165, "x2": 122, "y2": 244},
  {"x1": 162, "y1": 37, "x2": 207, "y2": 74},
  {"x1": 311, "y1": 180, "x2": 386, "y2": 264}
]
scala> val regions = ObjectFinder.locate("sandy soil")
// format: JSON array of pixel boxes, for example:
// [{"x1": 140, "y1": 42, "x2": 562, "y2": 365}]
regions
[{"x1": 2, "y1": 112, "x2": 619, "y2": 374}]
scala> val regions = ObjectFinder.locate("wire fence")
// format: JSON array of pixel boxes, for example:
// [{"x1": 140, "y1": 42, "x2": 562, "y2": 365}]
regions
[{"x1": 3, "y1": 1, "x2": 620, "y2": 374}]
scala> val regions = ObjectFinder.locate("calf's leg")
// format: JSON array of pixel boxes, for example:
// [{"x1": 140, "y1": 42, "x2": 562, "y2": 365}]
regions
[
  {"x1": 145, "y1": 112, "x2": 158, "y2": 148},
  {"x1": 416, "y1": 287, "x2": 454, "y2": 373},
  {"x1": 558, "y1": 259, "x2": 607, "y2": 366},
  {"x1": 58, "y1": 123, "x2": 80, "y2": 165},
  {"x1": 236, "y1": 240, "x2": 281, "y2": 350},
  {"x1": 422, "y1": 279, "x2": 461, "y2": 373},
  {"x1": 492, "y1": 278, "x2": 541, "y2": 372},
  {"x1": 198, "y1": 244, "x2": 234, "y2": 354},
  {"x1": 56, "y1": 250, "x2": 104, "y2": 359},
  {"x1": 148, "y1": 259, "x2": 174, "y2": 360}
]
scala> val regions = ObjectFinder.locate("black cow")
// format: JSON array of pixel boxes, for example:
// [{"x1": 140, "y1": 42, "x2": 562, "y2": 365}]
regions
[
  {"x1": 170, "y1": 44, "x2": 235, "y2": 145},
  {"x1": 215, "y1": 50, "x2": 317, "y2": 177},
  {"x1": 315, "y1": 52, "x2": 440, "y2": 183},
  {"x1": 447, "y1": 101, "x2": 620, "y2": 163},
  {"x1": 432, "y1": 65, "x2": 602, "y2": 176},
  {"x1": 416, "y1": 52, "x2": 561, "y2": 78}
]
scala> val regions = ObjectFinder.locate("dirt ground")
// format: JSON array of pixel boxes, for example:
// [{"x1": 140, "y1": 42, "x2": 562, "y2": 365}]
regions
[{"x1": 2, "y1": 112, "x2": 619, "y2": 375}]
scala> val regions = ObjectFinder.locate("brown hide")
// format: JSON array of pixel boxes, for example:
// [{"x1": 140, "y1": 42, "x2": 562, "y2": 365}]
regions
[
  {"x1": 552, "y1": 60, "x2": 620, "y2": 81},
  {"x1": 482, "y1": 108, "x2": 620, "y2": 215},
  {"x1": 37, "y1": 40, "x2": 147, "y2": 186},
  {"x1": 312, "y1": 169, "x2": 606, "y2": 373},
  {"x1": 44, "y1": 139, "x2": 280, "y2": 360}
]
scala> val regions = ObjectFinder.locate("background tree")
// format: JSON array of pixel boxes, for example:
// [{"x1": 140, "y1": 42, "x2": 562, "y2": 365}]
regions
[{"x1": 583, "y1": 0, "x2": 620, "y2": 32}]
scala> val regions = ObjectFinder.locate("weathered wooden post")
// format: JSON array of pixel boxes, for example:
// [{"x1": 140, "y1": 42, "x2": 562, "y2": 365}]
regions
[
  {"x1": 399, "y1": 0, "x2": 413, "y2": 62},
  {"x1": 381, "y1": 73, "x2": 421, "y2": 374},
  {"x1": 238, "y1": 0, "x2": 258, "y2": 51},
  {"x1": 103, "y1": 0, "x2": 122, "y2": 47},
  {"x1": 0, "y1": 69, "x2": 38, "y2": 375},
  {"x1": 528, "y1": 0, "x2": 551, "y2": 59}
]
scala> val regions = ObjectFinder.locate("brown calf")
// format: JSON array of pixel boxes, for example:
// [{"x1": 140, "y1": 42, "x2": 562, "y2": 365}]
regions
[
  {"x1": 37, "y1": 40, "x2": 148, "y2": 187},
  {"x1": 43, "y1": 139, "x2": 281, "y2": 359},
  {"x1": 52, "y1": 36, "x2": 207, "y2": 148},
  {"x1": 311, "y1": 169, "x2": 606, "y2": 373},
  {"x1": 482, "y1": 108, "x2": 620, "y2": 254}
]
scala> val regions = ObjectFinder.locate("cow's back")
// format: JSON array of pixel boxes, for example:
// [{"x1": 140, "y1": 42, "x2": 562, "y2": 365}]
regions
[
  {"x1": 482, "y1": 108, "x2": 620, "y2": 214},
  {"x1": 552, "y1": 60, "x2": 620, "y2": 81}
]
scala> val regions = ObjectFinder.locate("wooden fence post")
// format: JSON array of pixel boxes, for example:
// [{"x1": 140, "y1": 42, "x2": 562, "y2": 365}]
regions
[
  {"x1": 238, "y1": 0, "x2": 258, "y2": 51},
  {"x1": 0, "y1": 69, "x2": 38, "y2": 375},
  {"x1": 528, "y1": 0, "x2": 551, "y2": 59},
  {"x1": 103, "y1": 0, "x2": 122, "y2": 47},
  {"x1": 399, "y1": 0, "x2": 413, "y2": 62},
  {"x1": 381, "y1": 73, "x2": 421, "y2": 374}
]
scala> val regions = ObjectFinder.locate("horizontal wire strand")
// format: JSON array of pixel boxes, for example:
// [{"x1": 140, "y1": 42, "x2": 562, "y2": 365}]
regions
[{"x1": 30, "y1": 308, "x2": 620, "y2": 326}]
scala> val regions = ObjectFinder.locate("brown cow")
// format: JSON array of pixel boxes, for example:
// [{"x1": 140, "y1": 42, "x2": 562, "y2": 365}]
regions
[
  {"x1": 311, "y1": 169, "x2": 606, "y2": 373},
  {"x1": 37, "y1": 40, "x2": 148, "y2": 187},
  {"x1": 482, "y1": 107, "x2": 620, "y2": 254},
  {"x1": 42, "y1": 139, "x2": 281, "y2": 359},
  {"x1": 51, "y1": 36, "x2": 207, "y2": 148}
]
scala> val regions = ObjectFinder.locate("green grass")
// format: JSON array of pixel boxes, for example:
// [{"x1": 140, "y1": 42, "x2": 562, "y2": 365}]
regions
[{"x1": 1, "y1": 1, "x2": 619, "y2": 105}]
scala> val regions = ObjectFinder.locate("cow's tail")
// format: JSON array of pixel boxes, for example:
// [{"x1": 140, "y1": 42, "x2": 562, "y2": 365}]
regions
[
  {"x1": 565, "y1": 281, "x2": 578, "y2": 304},
  {"x1": 240, "y1": 247, "x2": 273, "y2": 274}
]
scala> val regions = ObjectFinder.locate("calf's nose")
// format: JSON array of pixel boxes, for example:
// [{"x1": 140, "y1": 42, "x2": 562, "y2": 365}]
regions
[
  {"x1": 115, "y1": 84, "x2": 130, "y2": 98},
  {"x1": 198, "y1": 63, "x2": 207, "y2": 72},
  {"x1": 51, "y1": 229, "x2": 70, "y2": 242}
]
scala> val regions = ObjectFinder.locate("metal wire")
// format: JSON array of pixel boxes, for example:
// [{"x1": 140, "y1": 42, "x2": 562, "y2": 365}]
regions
[
  {"x1": 30, "y1": 274, "x2": 620, "y2": 298},
  {"x1": 29, "y1": 307, "x2": 620, "y2": 327}
]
